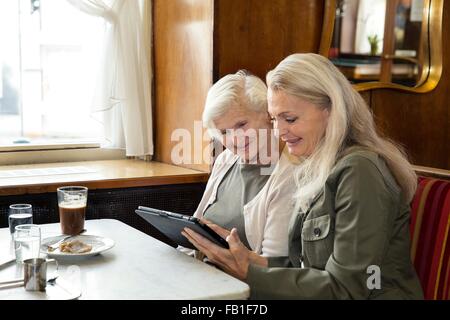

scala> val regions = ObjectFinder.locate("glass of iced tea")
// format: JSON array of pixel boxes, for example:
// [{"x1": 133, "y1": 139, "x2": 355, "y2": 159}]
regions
[{"x1": 57, "y1": 186, "x2": 88, "y2": 235}]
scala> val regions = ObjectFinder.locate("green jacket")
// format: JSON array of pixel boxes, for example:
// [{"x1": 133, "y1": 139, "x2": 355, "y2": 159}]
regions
[{"x1": 246, "y1": 149, "x2": 424, "y2": 299}]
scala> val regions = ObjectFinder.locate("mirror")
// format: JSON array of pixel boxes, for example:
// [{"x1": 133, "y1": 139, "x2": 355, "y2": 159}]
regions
[{"x1": 327, "y1": 0, "x2": 443, "y2": 92}]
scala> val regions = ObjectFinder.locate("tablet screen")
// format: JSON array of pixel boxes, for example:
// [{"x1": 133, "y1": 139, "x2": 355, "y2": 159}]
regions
[{"x1": 136, "y1": 207, "x2": 229, "y2": 250}]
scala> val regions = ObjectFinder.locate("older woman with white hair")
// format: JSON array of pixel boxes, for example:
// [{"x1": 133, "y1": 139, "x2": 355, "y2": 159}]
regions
[
  {"x1": 182, "y1": 54, "x2": 424, "y2": 299},
  {"x1": 188, "y1": 70, "x2": 298, "y2": 257}
]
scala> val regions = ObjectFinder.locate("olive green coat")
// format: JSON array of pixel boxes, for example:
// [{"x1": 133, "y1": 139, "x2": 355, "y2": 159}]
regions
[{"x1": 246, "y1": 149, "x2": 424, "y2": 299}]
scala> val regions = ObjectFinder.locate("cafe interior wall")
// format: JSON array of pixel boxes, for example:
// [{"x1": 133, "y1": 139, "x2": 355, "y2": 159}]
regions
[
  {"x1": 153, "y1": 0, "x2": 448, "y2": 171},
  {"x1": 363, "y1": 1, "x2": 450, "y2": 170},
  {"x1": 152, "y1": 0, "x2": 334, "y2": 172}
]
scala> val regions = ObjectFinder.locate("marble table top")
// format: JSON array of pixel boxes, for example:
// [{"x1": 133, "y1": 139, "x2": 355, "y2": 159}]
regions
[{"x1": 0, "y1": 219, "x2": 249, "y2": 300}]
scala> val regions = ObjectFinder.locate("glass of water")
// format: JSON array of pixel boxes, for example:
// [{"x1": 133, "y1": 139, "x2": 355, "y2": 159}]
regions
[
  {"x1": 8, "y1": 204, "x2": 33, "y2": 235},
  {"x1": 14, "y1": 224, "x2": 41, "y2": 263}
]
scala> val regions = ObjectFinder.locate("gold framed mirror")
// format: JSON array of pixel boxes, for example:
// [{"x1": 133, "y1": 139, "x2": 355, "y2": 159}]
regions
[{"x1": 322, "y1": 0, "x2": 443, "y2": 93}]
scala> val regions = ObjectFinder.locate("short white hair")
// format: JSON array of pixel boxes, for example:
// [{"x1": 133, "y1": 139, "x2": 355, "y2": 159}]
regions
[{"x1": 202, "y1": 70, "x2": 267, "y2": 138}]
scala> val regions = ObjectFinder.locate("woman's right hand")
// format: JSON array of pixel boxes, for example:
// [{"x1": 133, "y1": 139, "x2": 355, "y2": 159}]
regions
[{"x1": 183, "y1": 220, "x2": 268, "y2": 280}]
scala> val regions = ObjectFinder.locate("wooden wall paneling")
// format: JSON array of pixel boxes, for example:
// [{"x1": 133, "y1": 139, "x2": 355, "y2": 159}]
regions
[
  {"x1": 154, "y1": 0, "x2": 336, "y2": 171},
  {"x1": 154, "y1": 0, "x2": 448, "y2": 170},
  {"x1": 447, "y1": 1, "x2": 450, "y2": 170},
  {"x1": 214, "y1": 0, "x2": 326, "y2": 80},
  {"x1": 370, "y1": 1, "x2": 450, "y2": 169},
  {"x1": 360, "y1": 91, "x2": 371, "y2": 106},
  {"x1": 153, "y1": 0, "x2": 214, "y2": 172}
]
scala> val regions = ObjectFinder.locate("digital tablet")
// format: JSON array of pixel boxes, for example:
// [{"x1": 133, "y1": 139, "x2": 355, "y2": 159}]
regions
[{"x1": 135, "y1": 206, "x2": 229, "y2": 250}]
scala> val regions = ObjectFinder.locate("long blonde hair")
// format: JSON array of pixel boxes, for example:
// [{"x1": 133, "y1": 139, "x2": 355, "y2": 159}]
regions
[{"x1": 267, "y1": 53, "x2": 417, "y2": 212}]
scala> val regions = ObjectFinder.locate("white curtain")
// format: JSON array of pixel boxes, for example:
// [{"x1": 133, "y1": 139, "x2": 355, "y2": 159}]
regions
[{"x1": 67, "y1": 0, "x2": 153, "y2": 157}]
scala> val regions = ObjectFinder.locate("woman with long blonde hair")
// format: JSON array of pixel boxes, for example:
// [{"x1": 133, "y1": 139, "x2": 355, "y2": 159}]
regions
[{"x1": 182, "y1": 53, "x2": 423, "y2": 299}]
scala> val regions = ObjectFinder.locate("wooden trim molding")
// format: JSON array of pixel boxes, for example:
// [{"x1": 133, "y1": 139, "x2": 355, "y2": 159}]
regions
[
  {"x1": 413, "y1": 165, "x2": 450, "y2": 180},
  {"x1": 319, "y1": 0, "x2": 337, "y2": 56}
]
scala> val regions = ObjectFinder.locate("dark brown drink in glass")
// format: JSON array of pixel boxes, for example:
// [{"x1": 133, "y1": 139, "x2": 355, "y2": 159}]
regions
[
  {"x1": 57, "y1": 186, "x2": 88, "y2": 236},
  {"x1": 59, "y1": 204, "x2": 86, "y2": 235}
]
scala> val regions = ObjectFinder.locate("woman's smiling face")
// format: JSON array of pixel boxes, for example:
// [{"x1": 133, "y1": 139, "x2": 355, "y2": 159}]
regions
[
  {"x1": 268, "y1": 89, "x2": 330, "y2": 157},
  {"x1": 213, "y1": 103, "x2": 271, "y2": 161}
]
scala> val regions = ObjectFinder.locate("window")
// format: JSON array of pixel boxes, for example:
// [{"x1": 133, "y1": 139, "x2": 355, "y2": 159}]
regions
[{"x1": 0, "y1": 0, "x2": 106, "y2": 147}]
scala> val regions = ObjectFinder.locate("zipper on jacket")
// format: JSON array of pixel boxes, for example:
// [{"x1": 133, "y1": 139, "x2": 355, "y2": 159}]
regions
[{"x1": 299, "y1": 212, "x2": 307, "y2": 267}]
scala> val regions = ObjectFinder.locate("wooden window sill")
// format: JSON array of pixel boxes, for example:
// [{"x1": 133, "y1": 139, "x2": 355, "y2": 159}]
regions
[{"x1": 0, "y1": 160, "x2": 209, "y2": 196}]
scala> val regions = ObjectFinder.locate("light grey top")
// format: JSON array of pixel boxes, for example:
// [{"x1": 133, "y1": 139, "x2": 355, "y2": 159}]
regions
[
  {"x1": 0, "y1": 219, "x2": 249, "y2": 300},
  {"x1": 203, "y1": 161, "x2": 271, "y2": 249}
]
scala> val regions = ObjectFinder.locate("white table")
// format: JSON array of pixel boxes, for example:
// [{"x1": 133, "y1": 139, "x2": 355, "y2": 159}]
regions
[{"x1": 0, "y1": 219, "x2": 249, "y2": 300}]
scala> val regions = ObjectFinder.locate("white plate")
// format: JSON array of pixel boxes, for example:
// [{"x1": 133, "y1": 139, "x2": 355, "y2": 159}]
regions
[{"x1": 40, "y1": 235, "x2": 114, "y2": 260}]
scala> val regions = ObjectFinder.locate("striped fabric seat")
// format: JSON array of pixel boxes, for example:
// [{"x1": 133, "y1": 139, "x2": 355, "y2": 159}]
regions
[{"x1": 410, "y1": 177, "x2": 450, "y2": 300}]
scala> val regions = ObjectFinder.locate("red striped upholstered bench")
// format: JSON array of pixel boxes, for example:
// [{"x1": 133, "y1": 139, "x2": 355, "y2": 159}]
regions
[{"x1": 410, "y1": 176, "x2": 450, "y2": 300}]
